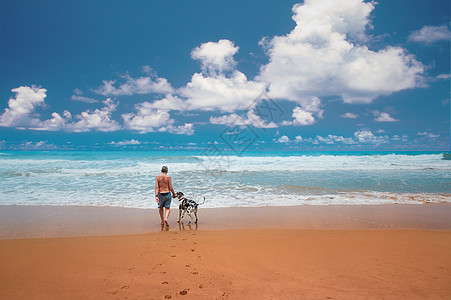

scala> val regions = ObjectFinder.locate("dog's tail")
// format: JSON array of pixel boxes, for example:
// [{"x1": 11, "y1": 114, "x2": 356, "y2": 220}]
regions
[{"x1": 198, "y1": 196, "x2": 206, "y2": 206}]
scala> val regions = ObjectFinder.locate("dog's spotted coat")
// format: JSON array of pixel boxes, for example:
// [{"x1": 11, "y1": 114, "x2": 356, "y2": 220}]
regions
[{"x1": 176, "y1": 192, "x2": 205, "y2": 224}]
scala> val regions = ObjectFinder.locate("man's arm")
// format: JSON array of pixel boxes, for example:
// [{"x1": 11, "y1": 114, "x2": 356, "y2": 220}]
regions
[
  {"x1": 169, "y1": 177, "x2": 176, "y2": 198},
  {"x1": 155, "y1": 176, "x2": 159, "y2": 202}
]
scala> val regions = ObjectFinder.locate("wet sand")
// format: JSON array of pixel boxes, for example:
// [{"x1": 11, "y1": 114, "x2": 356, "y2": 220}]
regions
[{"x1": 0, "y1": 204, "x2": 450, "y2": 299}]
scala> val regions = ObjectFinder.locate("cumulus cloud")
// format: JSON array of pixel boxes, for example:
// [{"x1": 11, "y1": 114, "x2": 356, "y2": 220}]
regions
[
  {"x1": 19, "y1": 141, "x2": 58, "y2": 150},
  {"x1": 179, "y1": 39, "x2": 267, "y2": 112},
  {"x1": 191, "y1": 39, "x2": 239, "y2": 74},
  {"x1": 34, "y1": 110, "x2": 72, "y2": 131},
  {"x1": 296, "y1": 130, "x2": 388, "y2": 145},
  {"x1": 257, "y1": 0, "x2": 424, "y2": 105},
  {"x1": 180, "y1": 68, "x2": 266, "y2": 113},
  {"x1": 294, "y1": 134, "x2": 357, "y2": 145},
  {"x1": 122, "y1": 102, "x2": 174, "y2": 133},
  {"x1": 122, "y1": 101, "x2": 194, "y2": 134},
  {"x1": 373, "y1": 111, "x2": 398, "y2": 122},
  {"x1": 341, "y1": 112, "x2": 359, "y2": 119},
  {"x1": 0, "y1": 86, "x2": 47, "y2": 128},
  {"x1": 109, "y1": 139, "x2": 142, "y2": 146},
  {"x1": 408, "y1": 24, "x2": 451, "y2": 44},
  {"x1": 282, "y1": 107, "x2": 316, "y2": 125},
  {"x1": 69, "y1": 99, "x2": 121, "y2": 132},
  {"x1": 94, "y1": 72, "x2": 174, "y2": 96},
  {"x1": 163, "y1": 123, "x2": 194, "y2": 135},
  {"x1": 277, "y1": 135, "x2": 290, "y2": 143},
  {"x1": 209, "y1": 109, "x2": 277, "y2": 128},
  {"x1": 354, "y1": 130, "x2": 389, "y2": 144}
]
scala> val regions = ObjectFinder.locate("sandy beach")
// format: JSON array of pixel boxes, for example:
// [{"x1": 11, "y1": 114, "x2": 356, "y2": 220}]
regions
[{"x1": 1, "y1": 204, "x2": 451, "y2": 299}]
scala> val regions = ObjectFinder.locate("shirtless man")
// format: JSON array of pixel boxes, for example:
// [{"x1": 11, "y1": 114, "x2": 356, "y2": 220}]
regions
[{"x1": 155, "y1": 166, "x2": 176, "y2": 227}]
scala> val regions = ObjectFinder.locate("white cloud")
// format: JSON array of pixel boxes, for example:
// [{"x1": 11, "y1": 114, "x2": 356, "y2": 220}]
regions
[
  {"x1": 316, "y1": 134, "x2": 357, "y2": 144},
  {"x1": 180, "y1": 39, "x2": 267, "y2": 112},
  {"x1": 0, "y1": 86, "x2": 47, "y2": 128},
  {"x1": 417, "y1": 131, "x2": 440, "y2": 139},
  {"x1": 282, "y1": 107, "x2": 316, "y2": 125},
  {"x1": 94, "y1": 72, "x2": 174, "y2": 96},
  {"x1": 408, "y1": 24, "x2": 451, "y2": 44},
  {"x1": 180, "y1": 70, "x2": 266, "y2": 112},
  {"x1": 191, "y1": 39, "x2": 239, "y2": 74},
  {"x1": 257, "y1": 0, "x2": 424, "y2": 104},
  {"x1": 0, "y1": 86, "x2": 124, "y2": 132},
  {"x1": 34, "y1": 111, "x2": 72, "y2": 131},
  {"x1": 140, "y1": 94, "x2": 189, "y2": 111},
  {"x1": 71, "y1": 95, "x2": 99, "y2": 104},
  {"x1": 354, "y1": 130, "x2": 389, "y2": 144},
  {"x1": 392, "y1": 134, "x2": 408, "y2": 142},
  {"x1": 281, "y1": 133, "x2": 356, "y2": 144},
  {"x1": 109, "y1": 139, "x2": 142, "y2": 146},
  {"x1": 71, "y1": 88, "x2": 98, "y2": 103},
  {"x1": 69, "y1": 99, "x2": 121, "y2": 132},
  {"x1": 209, "y1": 109, "x2": 277, "y2": 128},
  {"x1": 19, "y1": 141, "x2": 57, "y2": 150},
  {"x1": 122, "y1": 101, "x2": 194, "y2": 134},
  {"x1": 373, "y1": 111, "x2": 398, "y2": 122},
  {"x1": 122, "y1": 102, "x2": 174, "y2": 133},
  {"x1": 436, "y1": 74, "x2": 451, "y2": 79},
  {"x1": 341, "y1": 112, "x2": 359, "y2": 119},
  {"x1": 290, "y1": 130, "x2": 388, "y2": 145},
  {"x1": 277, "y1": 135, "x2": 290, "y2": 143},
  {"x1": 163, "y1": 123, "x2": 195, "y2": 135}
]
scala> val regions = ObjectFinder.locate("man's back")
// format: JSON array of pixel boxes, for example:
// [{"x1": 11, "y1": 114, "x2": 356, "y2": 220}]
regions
[{"x1": 156, "y1": 174, "x2": 172, "y2": 193}]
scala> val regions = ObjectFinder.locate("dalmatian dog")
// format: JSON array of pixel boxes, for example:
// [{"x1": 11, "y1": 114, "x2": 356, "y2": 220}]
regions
[{"x1": 176, "y1": 192, "x2": 205, "y2": 224}]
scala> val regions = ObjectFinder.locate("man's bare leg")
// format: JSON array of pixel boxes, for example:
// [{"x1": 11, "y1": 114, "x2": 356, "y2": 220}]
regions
[
  {"x1": 164, "y1": 208, "x2": 171, "y2": 226},
  {"x1": 159, "y1": 207, "x2": 165, "y2": 226}
]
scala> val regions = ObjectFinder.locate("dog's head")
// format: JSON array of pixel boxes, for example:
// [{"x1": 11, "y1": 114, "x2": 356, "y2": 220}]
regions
[{"x1": 176, "y1": 192, "x2": 185, "y2": 199}]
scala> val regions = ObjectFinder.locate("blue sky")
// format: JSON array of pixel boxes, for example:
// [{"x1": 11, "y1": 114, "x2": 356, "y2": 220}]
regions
[{"x1": 0, "y1": 0, "x2": 449, "y2": 151}]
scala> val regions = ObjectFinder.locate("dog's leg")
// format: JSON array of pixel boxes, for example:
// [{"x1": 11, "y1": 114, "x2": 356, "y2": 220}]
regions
[
  {"x1": 180, "y1": 209, "x2": 187, "y2": 222},
  {"x1": 178, "y1": 209, "x2": 182, "y2": 223},
  {"x1": 187, "y1": 210, "x2": 194, "y2": 224},
  {"x1": 194, "y1": 209, "x2": 198, "y2": 223}
]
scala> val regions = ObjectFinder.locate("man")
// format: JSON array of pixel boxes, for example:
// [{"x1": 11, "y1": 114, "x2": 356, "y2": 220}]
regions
[{"x1": 155, "y1": 166, "x2": 176, "y2": 227}]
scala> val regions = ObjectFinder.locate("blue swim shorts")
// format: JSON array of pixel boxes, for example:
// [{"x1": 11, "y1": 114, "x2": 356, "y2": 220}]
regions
[{"x1": 158, "y1": 192, "x2": 172, "y2": 208}]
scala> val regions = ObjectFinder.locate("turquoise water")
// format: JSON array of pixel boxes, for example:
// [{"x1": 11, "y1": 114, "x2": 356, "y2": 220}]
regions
[{"x1": 0, "y1": 150, "x2": 450, "y2": 208}]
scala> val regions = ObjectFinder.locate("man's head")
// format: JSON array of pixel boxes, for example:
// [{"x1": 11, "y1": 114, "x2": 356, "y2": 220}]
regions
[{"x1": 161, "y1": 166, "x2": 168, "y2": 173}]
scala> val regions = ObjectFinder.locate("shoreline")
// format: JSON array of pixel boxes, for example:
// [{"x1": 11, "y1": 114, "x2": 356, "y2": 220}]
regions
[
  {"x1": 1, "y1": 204, "x2": 450, "y2": 298},
  {"x1": 1, "y1": 203, "x2": 451, "y2": 239}
]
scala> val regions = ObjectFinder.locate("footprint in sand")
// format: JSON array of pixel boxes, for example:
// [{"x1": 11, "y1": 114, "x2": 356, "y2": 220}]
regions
[
  {"x1": 179, "y1": 290, "x2": 188, "y2": 295},
  {"x1": 191, "y1": 249, "x2": 195, "y2": 252},
  {"x1": 111, "y1": 285, "x2": 129, "y2": 295},
  {"x1": 171, "y1": 255, "x2": 177, "y2": 257},
  {"x1": 162, "y1": 281, "x2": 168, "y2": 285},
  {"x1": 185, "y1": 264, "x2": 190, "y2": 267},
  {"x1": 192, "y1": 272, "x2": 198, "y2": 275},
  {"x1": 164, "y1": 295, "x2": 172, "y2": 299}
]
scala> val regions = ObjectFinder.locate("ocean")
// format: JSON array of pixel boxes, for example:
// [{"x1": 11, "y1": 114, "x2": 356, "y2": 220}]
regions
[{"x1": 0, "y1": 151, "x2": 450, "y2": 208}]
